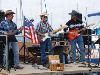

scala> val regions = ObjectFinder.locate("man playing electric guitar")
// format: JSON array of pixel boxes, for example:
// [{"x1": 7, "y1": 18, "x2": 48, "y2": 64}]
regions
[
  {"x1": 36, "y1": 12, "x2": 67, "y2": 69},
  {"x1": 64, "y1": 10, "x2": 86, "y2": 64},
  {"x1": 35, "y1": 12, "x2": 54, "y2": 69}
]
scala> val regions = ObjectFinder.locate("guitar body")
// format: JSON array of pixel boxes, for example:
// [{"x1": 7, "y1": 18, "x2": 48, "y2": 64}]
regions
[
  {"x1": 42, "y1": 33, "x2": 50, "y2": 41},
  {"x1": 67, "y1": 23, "x2": 95, "y2": 41},
  {"x1": 67, "y1": 29, "x2": 79, "y2": 41},
  {"x1": 37, "y1": 33, "x2": 51, "y2": 41}
]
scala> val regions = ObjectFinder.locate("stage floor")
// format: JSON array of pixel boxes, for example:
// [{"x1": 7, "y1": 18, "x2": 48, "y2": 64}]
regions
[{"x1": 1, "y1": 63, "x2": 100, "y2": 75}]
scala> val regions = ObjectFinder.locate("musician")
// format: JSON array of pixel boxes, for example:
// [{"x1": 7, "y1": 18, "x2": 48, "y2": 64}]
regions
[
  {"x1": 36, "y1": 12, "x2": 53, "y2": 69},
  {"x1": 64, "y1": 10, "x2": 86, "y2": 64},
  {"x1": 0, "y1": 10, "x2": 23, "y2": 69}
]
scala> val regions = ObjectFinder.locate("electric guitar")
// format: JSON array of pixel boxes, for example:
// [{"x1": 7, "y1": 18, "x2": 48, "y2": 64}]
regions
[
  {"x1": 2, "y1": 26, "x2": 24, "y2": 35},
  {"x1": 38, "y1": 25, "x2": 68, "y2": 41},
  {"x1": 67, "y1": 23, "x2": 95, "y2": 41}
]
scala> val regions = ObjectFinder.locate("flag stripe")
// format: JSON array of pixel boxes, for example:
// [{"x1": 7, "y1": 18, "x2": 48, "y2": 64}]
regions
[{"x1": 24, "y1": 16, "x2": 39, "y2": 44}]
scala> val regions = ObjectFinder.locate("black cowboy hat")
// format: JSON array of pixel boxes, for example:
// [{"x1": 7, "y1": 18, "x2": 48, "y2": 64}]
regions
[{"x1": 69, "y1": 10, "x2": 79, "y2": 16}]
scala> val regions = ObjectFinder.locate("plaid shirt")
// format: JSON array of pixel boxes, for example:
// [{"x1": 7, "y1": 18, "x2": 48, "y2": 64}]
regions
[
  {"x1": 36, "y1": 21, "x2": 53, "y2": 34},
  {"x1": 35, "y1": 21, "x2": 53, "y2": 41}
]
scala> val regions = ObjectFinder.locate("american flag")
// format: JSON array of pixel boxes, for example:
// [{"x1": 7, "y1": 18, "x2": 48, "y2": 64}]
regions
[{"x1": 24, "y1": 16, "x2": 39, "y2": 44}]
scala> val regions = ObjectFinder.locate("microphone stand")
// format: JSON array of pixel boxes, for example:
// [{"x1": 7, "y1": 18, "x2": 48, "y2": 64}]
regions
[
  {"x1": 84, "y1": 16, "x2": 91, "y2": 68},
  {"x1": 95, "y1": 36, "x2": 100, "y2": 66},
  {"x1": 23, "y1": 26, "x2": 26, "y2": 63},
  {"x1": 19, "y1": 23, "x2": 26, "y2": 63},
  {"x1": 87, "y1": 29, "x2": 91, "y2": 67}
]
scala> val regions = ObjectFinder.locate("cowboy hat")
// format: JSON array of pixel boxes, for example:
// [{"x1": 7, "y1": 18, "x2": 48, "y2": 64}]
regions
[
  {"x1": 5, "y1": 10, "x2": 15, "y2": 16},
  {"x1": 69, "y1": 10, "x2": 79, "y2": 16},
  {"x1": 40, "y1": 12, "x2": 48, "y2": 16}
]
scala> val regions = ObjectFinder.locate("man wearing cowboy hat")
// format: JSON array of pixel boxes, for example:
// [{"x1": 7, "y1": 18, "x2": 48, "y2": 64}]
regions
[
  {"x1": 35, "y1": 12, "x2": 53, "y2": 69},
  {"x1": 64, "y1": 10, "x2": 86, "y2": 64},
  {"x1": 0, "y1": 10, "x2": 23, "y2": 69}
]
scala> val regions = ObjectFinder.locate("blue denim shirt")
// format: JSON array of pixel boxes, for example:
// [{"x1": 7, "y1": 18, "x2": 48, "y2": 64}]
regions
[
  {"x1": 0, "y1": 20, "x2": 18, "y2": 42},
  {"x1": 0, "y1": 20, "x2": 17, "y2": 32}
]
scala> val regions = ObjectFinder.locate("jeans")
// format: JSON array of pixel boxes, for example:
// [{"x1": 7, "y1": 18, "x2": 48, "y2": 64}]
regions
[
  {"x1": 70, "y1": 34, "x2": 85, "y2": 62},
  {"x1": 60, "y1": 53, "x2": 68, "y2": 64},
  {"x1": 3, "y1": 42, "x2": 19, "y2": 66},
  {"x1": 40, "y1": 38, "x2": 53, "y2": 65}
]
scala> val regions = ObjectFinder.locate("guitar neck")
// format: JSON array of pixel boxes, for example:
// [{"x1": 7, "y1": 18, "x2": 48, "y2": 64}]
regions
[
  {"x1": 78, "y1": 23, "x2": 95, "y2": 33},
  {"x1": 52, "y1": 25, "x2": 67, "y2": 34},
  {"x1": 52, "y1": 28, "x2": 61, "y2": 34},
  {"x1": 78, "y1": 27, "x2": 86, "y2": 33}
]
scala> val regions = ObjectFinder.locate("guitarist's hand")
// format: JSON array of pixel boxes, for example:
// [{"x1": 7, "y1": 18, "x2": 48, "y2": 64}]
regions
[
  {"x1": 60, "y1": 24, "x2": 68, "y2": 29},
  {"x1": 3, "y1": 31, "x2": 8, "y2": 35},
  {"x1": 18, "y1": 26, "x2": 24, "y2": 31},
  {"x1": 38, "y1": 32, "x2": 45, "y2": 37},
  {"x1": 3, "y1": 31, "x2": 12, "y2": 35},
  {"x1": 48, "y1": 32, "x2": 53, "y2": 36}
]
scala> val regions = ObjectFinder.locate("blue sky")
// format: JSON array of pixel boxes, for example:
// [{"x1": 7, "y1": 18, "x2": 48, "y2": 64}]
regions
[{"x1": 0, "y1": 0, "x2": 100, "y2": 29}]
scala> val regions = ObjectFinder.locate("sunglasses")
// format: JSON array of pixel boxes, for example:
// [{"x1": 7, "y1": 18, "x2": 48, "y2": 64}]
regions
[{"x1": 41, "y1": 15, "x2": 47, "y2": 18}]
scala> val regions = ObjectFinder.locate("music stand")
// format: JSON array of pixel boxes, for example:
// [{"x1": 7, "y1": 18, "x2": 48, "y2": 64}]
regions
[{"x1": 95, "y1": 38, "x2": 100, "y2": 66}]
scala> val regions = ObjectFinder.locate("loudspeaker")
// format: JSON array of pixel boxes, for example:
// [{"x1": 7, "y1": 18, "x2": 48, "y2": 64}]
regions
[
  {"x1": 0, "y1": 41, "x2": 5, "y2": 65},
  {"x1": 0, "y1": 10, "x2": 5, "y2": 23}
]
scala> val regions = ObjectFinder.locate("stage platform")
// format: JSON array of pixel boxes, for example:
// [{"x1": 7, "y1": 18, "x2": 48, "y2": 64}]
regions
[{"x1": 1, "y1": 63, "x2": 100, "y2": 75}]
